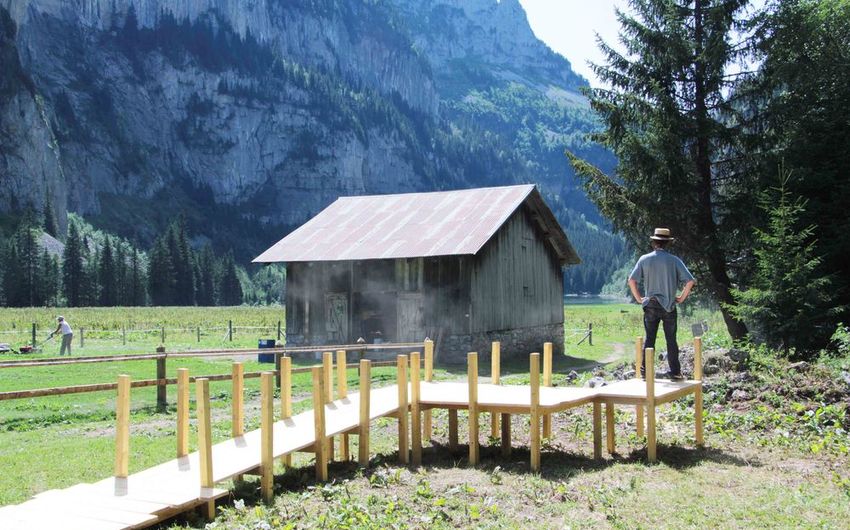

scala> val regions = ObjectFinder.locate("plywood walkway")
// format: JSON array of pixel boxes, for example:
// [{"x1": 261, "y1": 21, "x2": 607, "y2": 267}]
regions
[{"x1": 0, "y1": 339, "x2": 705, "y2": 529}]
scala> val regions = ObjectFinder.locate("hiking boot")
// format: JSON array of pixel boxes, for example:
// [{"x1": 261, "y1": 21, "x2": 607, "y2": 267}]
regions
[{"x1": 666, "y1": 372, "x2": 685, "y2": 381}]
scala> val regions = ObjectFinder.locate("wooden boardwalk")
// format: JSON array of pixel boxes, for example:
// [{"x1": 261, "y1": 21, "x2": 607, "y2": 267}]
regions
[{"x1": 0, "y1": 339, "x2": 705, "y2": 529}]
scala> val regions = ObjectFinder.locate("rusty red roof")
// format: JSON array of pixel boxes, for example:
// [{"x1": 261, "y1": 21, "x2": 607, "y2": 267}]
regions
[{"x1": 253, "y1": 184, "x2": 579, "y2": 265}]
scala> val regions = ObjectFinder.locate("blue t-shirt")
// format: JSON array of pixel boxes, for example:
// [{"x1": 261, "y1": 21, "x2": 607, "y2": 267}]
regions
[{"x1": 629, "y1": 250, "x2": 695, "y2": 312}]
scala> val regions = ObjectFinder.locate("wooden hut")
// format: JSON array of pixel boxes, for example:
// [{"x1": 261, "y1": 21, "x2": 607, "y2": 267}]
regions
[{"x1": 253, "y1": 184, "x2": 580, "y2": 363}]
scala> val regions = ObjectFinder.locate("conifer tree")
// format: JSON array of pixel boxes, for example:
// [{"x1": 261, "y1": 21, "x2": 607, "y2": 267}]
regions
[
  {"x1": 16, "y1": 224, "x2": 42, "y2": 306},
  {"x1": 99, "y1": 236, "x2": 117, "y2": 306},
  {"x1": 39, "y1": 250, "x2": 60, "y2": 306},
  {"x1": 219, "y1": 253, "x2": 243, "y2": 306},
  {"x1": 43, "y1": 192, "x2": 59, "y2": 238},
  {"x1": 62, "y1": 222, "x2": 85, "y2": 307},
  {"x1": 731, "y1": 169, "x2": 840, "y2": 357},
  {"x1": 129, "y1": 247, "x2": 146, "y2": 306},
  {"x1": 196, "y1": 245, "x2": 217, "y2": 306},
  {"x1": 568, "y1": 0, "x2": 753, "y2": 340},
  {"x1": 148, "y1": 239, "x2": 175, "y2": 305}
]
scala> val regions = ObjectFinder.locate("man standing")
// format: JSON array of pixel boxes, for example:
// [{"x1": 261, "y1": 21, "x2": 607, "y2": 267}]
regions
[
  {"x1": 49, "y1": 316, "x2": 74, "y2": 356},
  {"x1": 628, "y1": 228, "x2": 695, "y2": 380}
]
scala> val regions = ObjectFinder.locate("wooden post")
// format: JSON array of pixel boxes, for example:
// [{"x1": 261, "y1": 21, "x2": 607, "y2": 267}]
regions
[
  {"x1": 156, "y1": 347, "x2": 166, "y2": 412},
  {"x1": 260, "y1": 372, "x2": 274, "y2": 502},
  {"x1": 177, "y1": 368, "x2": 189, "y2": 457},
  {"x1": 280, "y1": 356, "x2": 293, "y2": 467},
  {"x1": 423, "y1": 339, "x2": 434, "y2": 441},
  {"x1": 448, "y1": 410, "x2": 458, "y2": 451},
  {"x1": 232, "y1": 363, "x2": 244, "y2": 437},
  {"x1": 646, "y1": 347, "x2": 657, "y2": 463},
  {"x1": 122, "y1": 326, "x2": 126, "y2": 346},
  {"x1": 197, "y1": 326, "x2": 201, "y2": 343},
  {"x1": 322, "y1": 352, "x2": 334, "y2": 460},
  {"x1": 358, "y1": 359, "x2": 371, "y2": 466},
  {"x1": 396, "y1": 354, "x2": 409, "y2": 464},
  {"x1": 542, "y1": 342, "x2": 553, "y2": 439},
  {"x1": 606, "y1": 404, "x2": 616, "y2": 454},
  {"x1": 490, "y1": 341, "x2": 501, "y2": 440},
  {"x1": 411, "y1": 351, "x2": 422, "y2": 466},
  {"x1": 694, "y1": 337, "x2": 704, "y2": 448},
  {"x1": 635, "y1": 336, "x2": 645, "y2": 437},
  {"x1": 274, "y1": 352, "x2": 282, "y2": 388},
  {"x1": 277, "y1": 320, "x2": 282, "y2": 341},
  {"x1": 31, "y1": 323, "x2": 36, "y2": 347},
  {"x1": 468, "y1": 352, "x2": 479, "y2": 466},
  {"x1": 161, "y1": 326, "x2": 165, "y2": 344},
  {"x1": 80, "y1": 327, "x2": 84, "y2": 348},
  {"x1": 336, "y1": 350, "x2": 349, "y2": 461},
  {"x1": 593, "y1": 401, "x2": 602, "y2": 460},
  {"x1": 196, "y1": 378, "x2": 214, "y2": 518},
  {"x1": 228, "y1": 320, "x2": 233, "y2": 342},
  {"x1": 530, "y1": 352, "x2": 541, "y2": 472},
  {"x1": 311, "y1": 367, "x2": 327, "y2": 481},
  {"x1": 588, "y1": 322, "x2": 593, "y2": 346},
  {"x1": 114, "y1": 374, "x2": 130, "y2": 478}
]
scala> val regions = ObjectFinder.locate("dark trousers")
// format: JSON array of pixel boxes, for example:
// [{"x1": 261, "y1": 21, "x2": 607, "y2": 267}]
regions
[{"x1": 642, "y1": 299, "x2": 680, "y2": 376}]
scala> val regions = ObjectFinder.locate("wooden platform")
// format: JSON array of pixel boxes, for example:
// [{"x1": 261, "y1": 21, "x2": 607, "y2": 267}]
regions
[{"x1": 0, "y1": 340, "x2": 706, "y2": 529}]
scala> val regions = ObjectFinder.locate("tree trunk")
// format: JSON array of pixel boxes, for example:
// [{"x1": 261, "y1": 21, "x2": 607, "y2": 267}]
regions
[{"x1": 693, "y1": 0, "x2": 748, "y2": 341}]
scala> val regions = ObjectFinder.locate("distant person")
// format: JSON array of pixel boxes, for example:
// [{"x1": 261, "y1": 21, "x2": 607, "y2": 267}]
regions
[
  {"x1": 628, "y1": 228, "x2": 695, "y2": 380},
  {"x1": 49, "y1": 316, "x2": 74, "y2": 356}
]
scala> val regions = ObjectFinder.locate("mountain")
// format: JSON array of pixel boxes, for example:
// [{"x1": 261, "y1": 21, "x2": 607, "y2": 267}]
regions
[{"x1": 0, "y1": 0, "x2": 627, "y2": 294}]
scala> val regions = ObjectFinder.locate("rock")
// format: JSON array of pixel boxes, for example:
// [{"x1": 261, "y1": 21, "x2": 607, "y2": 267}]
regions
[
  {"x1": 842, "y1": 371, "x2": 850, "y2": 386},
  {"x1": 730, "y1": 371, "x2": 754, "y2": 384},
  {"x1": 566, "y1": 370, "x2": 579, "y2": 382},
  {"x1": 788, "y1": 361, "x2": 810, "y2": 372},
  {"x1": 731, "y1": 389, "x2": 750, "y2": 401},
  {"x1": 623, "y1": 370, "x2": 636, "y2": 380},
  {"x1": 703, "y1": 364, "x2": 720, "y2": 376},
  {"x1": 585, "y1": 376, "x2": 607, "y2": 388},
  {"x1": 726, "y1": 348, "x2": 750, "y2": 364}
]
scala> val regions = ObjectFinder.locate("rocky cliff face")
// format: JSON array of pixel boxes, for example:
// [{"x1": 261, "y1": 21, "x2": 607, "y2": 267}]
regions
[{"x1": 0, "y1": 0, "x2": 624, "y2": 291}]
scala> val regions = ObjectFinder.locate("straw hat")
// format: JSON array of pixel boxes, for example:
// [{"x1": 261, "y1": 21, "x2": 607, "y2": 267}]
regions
[{"x1": 650, "y1": 228, "x2": 675, "y2": 241}]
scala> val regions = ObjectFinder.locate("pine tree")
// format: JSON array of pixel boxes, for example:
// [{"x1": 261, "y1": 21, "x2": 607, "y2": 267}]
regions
[
  {"x1": 39, "y1": 250, "x2": 60, "y2": 306},
  {"x1": 148, "y1": 239, "x2": 175, "y2": 305},
  {"x1": 99, "y1": 236, "x2": 117, "y2": 306},
  {"x1": 196, "y1": 245, "x2": 217, "y2": 306},
  {"x1": 731, "y1": 169, "x2": 840, "y2": 357},
  {"x1": 219, "y1": 253, "x2": 243, "y2": 306},
  {"x1": 129, "y1": 247, "x2": 146, "y2": 306},
  {"x1": 43, "y1": 192, "x2": 59, "y2": 238},
  {"x1": 567, "y1": 0, "x2": 753, "y2": 340},
  {"x1": 16, "y1": 224, "x2": 42, "y2": 306},
  {"x1": 114, "y1": 243, "x2": 128, "y2": 305},
  {"x1": 62, "y1": 222, "x2": 85, "y2": 307}
]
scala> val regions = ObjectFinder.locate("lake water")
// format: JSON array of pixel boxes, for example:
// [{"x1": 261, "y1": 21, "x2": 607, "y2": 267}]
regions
[{"x1": 564, "y1": 295, "x2": 629, "y2": 305}]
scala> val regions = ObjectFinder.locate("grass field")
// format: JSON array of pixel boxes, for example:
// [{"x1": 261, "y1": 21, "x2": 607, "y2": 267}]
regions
[{"x1": 3, "y1": 303, "x2": 846, "y2": 529}]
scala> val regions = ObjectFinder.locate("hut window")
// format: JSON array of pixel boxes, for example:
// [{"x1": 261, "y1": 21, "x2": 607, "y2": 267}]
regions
[{"x1": 396, "y1": 258, "x2": 423, "y2": 292}]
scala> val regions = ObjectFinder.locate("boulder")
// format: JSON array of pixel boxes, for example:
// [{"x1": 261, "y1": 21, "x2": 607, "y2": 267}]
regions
[
  {"x1": 731, "y1": 389, "x2": 750, "y2": 401},
  {"x1": 585, "y1": 376, "x2": 607, "y2": 388},
  {"x1": 788, "y1": 361, "x2": 810, "y2": 372},
  {"x1": 726, "y1": 348, "x2": 750, "y2": 364}
]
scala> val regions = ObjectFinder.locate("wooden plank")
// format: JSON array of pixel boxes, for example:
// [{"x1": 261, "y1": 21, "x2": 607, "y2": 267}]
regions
[
  {"x1": 336, "y1": 350, "x2": 349, "y2": 461},
  {"x1": 177, "y1": 368, "x2": 189, "y2": 457},
  {"x1": 542, "y1": 342, "x2": 553, "y2": 439},
  {"x1": 490, "y1": 341, "x2": 500, "y2": 440},
  {"x1": 322, "y1": 352, "x2": 334, "y2": 461},
  {"x1": 500, "y1": 413, "x2": 511, "y2": 457},
  {"x1": 410, "y1": 351, "x2": 422, "y2": 466},
  {"x1": 635, "y1": 336, "x2": 644, "y2": 437},
  {"x1": 19, "y1": 497, "x2": 159, "y2": 528},
  {"x1": 232, "y1": 363, "x2": 244, "y2": 437},
  {"x1": 592, "y1": 401, "x2": 602, "y2": 460},
  {"x1": 423, "y1": 339, "x2": 434, "y2": 440},
  {"x1": 312, "y1": 367, "x2": 328, "y2": 481},
  {"x1": 358, "y1": 360, "x2": 371, "y2": 466},
  {"x1": 606, "y1": 403, "x2": 615, "y2": 454},
  {"x1": 260, "y1": 372, "x2": 275, "y2": 502},
  {"x1": 448, "y1": 409, "x2": 458, "y2": 451},
  {"x1": 646, "y1": 348, "x2": 657, "y2": 463},
  {"x1": 397, "y1": 355, "x2": 409, "y2": 464},
  {"x1": 114, "y1": 374, "x2": 130, "y2": 478},
  {"x1": 468, "y1": 352, "x2": 479, "y2": 466},
  {"x1": 195, "y1": 376, "x2": 216, "y2": 521},
  {"x1": 694, "y1": 337, "x2": 704, "y2": 447},
  {"x1": 280, "y1": 356, "x2": 293, "y2": 467},
  {"x1": 529, "y1": 353, "x2": 541, "y2": 472}
]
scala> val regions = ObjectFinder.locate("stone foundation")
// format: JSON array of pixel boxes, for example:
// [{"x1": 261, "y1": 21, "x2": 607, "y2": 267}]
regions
[{"x1": 438, "y1": 323, "x2": 564, "y2": 365}]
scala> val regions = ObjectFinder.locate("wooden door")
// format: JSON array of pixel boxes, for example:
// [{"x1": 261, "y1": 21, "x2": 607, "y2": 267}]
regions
[
  {"x1": 397, "y1": 293, "x2": 424, "y2": 343},
  {"x1": 324, "y1": 293, "x2": 348, "y2": 343}
]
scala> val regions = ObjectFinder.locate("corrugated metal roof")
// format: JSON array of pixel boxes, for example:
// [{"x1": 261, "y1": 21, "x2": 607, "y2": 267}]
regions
[{"x1": 253, "y1": 184, "x2": 579, "y2": 265}]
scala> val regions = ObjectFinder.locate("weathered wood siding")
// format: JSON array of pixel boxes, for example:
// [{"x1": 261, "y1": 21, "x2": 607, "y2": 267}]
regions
[
  {"x1": 469, "y1": 205, "x2": 564, "y2": 332},
  {"x1": 423, "y1": 256, "x2": 472, "y2": 337}
]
